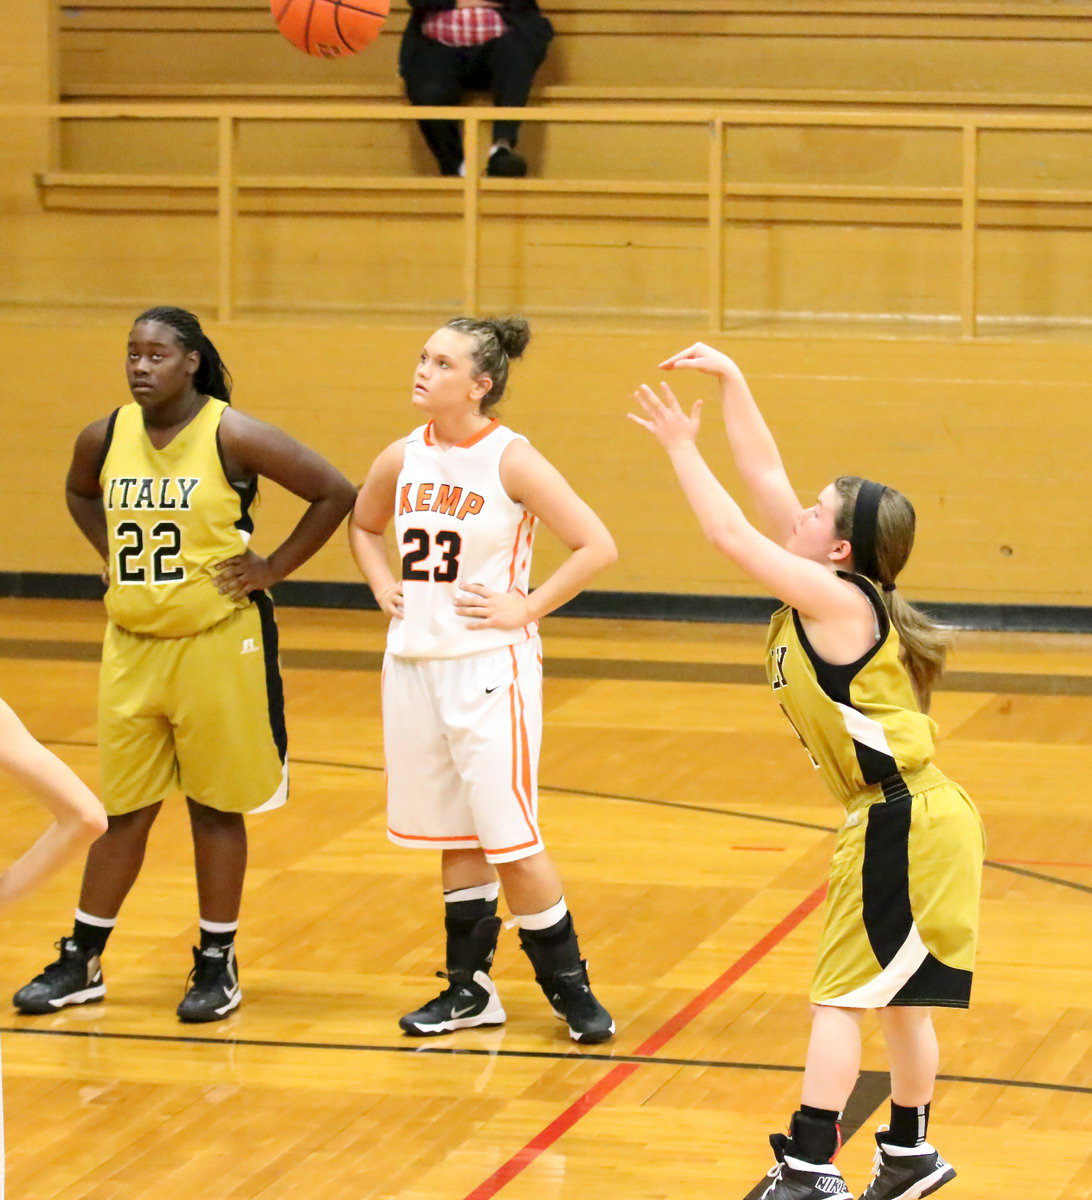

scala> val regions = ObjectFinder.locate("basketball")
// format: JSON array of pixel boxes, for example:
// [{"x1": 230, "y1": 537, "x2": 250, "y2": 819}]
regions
[{"x1": 271, "y1": 0, "x2": 390, "y2": 57}]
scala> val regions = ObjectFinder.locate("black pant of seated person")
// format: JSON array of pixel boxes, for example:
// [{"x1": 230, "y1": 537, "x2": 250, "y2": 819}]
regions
[{"x1": 402, "y1": 32, "x2": 547, "y2": 175}]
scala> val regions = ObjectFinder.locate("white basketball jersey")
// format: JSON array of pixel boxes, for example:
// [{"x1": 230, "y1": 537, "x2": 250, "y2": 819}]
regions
[{"x1": 387, "y1": 420, "x2": 538, "y2": 659}]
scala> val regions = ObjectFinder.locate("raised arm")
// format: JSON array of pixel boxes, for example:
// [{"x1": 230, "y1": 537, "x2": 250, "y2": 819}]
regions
[
  {"x1": 629, "y1": 384, "x2": 864, "y2": 624},
  {"x1": 0, "y1": 698, "x2": 108, "y2": 912},
  {"x1": 660, "y1": 343, "x2": 802, "y2": 545},
  {"x1": 455, "y1": 440, "x2": 618, "y2": 631},
  {"x1": 348, "y1": 439, "x2": 407, "y2": 618},
  {"x1": 214, "y1": 409, "x2": 358, "y2": 599}
]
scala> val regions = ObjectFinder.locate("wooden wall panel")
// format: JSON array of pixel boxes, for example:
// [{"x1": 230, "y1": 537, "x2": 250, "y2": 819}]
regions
[
  {"x1": 0, "y1": 322, "x2": 1088, "y2": 608},
  {"x1": 54, "y1": 2, "x2": 1092, "y2": 100},
  {"x1": 4, "y1": 195, "x2": 1092, "y2": 326}
]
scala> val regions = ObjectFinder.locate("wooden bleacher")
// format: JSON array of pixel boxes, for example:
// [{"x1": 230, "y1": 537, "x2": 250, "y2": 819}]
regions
[
  {"x1": 14, "y1": 0, "x2": 1092, "y2": 329},
  {"x1": 55, "y1": 1, "x2": 1092, "y2": 104}
]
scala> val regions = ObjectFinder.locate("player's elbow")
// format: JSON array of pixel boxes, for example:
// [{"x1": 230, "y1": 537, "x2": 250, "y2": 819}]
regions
[
  {"x1": 707, "y1": 525, "x2": 744, "y2": 563},
  {"x1": 68, "y1": 800, "x2": 108, "y2": 843},
  {"x1": 330, "y1": 477, "x2": 359, "y2": 515},
  {"x1": 597, "y1": 532, "x2": 619, "y2": 569}
]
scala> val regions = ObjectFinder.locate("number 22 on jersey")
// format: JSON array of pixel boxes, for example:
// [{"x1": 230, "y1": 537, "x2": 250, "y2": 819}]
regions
[{"x1": 114, "y1": 520, "x2": 185, "y2": 584}]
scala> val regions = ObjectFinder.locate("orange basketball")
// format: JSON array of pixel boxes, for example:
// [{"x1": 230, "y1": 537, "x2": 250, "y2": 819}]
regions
[{"x1": 271, "y1": 0, "x2": 390, "y2": 57}]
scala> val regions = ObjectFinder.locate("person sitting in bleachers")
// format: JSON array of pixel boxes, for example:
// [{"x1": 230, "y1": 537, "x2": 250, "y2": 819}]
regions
[{"x1": 399, "y1": 0, "x2": 553, "y2": 177}]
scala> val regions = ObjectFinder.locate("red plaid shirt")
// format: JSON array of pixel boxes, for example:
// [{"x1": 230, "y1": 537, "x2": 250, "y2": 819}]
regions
[{"x1": 422, "y1": 5, "x2": 508, "y2": 47}]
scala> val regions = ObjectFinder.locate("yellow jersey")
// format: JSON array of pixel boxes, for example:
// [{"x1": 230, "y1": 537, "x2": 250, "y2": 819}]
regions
[
  {"x1": 765, "y1": 572, "x2": 938, "y2": 806},
  {"x1": 100, "y1": 399, "x2": 258, "y2": 637}
]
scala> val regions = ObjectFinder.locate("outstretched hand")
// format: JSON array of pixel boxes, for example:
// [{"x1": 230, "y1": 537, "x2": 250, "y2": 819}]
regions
[
  {"x1": 627, "y1": 382, "x2": 703, "y2": 449},
  {"x1": 658, "y1": 342, "x2": 738, "y2": 378}
]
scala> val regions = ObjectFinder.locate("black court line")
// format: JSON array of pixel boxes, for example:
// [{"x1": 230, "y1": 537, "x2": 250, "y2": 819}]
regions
[
  {"x1": 2, "y1": 1026, "x2": 1088, "y2": 1097},
  {"x1": 38, "y1": 739, "x2": 1092, "y2": 896},
  {"x1": 3, "y1": 638, "x2": 1091, "y2": 696}
]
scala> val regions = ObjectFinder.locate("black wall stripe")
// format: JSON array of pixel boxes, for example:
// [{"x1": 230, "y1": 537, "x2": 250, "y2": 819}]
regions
[{"x1": 0, "y1": 573, "x2": 1088, "y2": 633}]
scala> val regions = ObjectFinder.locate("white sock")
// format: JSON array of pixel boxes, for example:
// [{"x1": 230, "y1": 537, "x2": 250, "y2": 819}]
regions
[
  {"x1": 74, "y1": 908, "x2": 116, "y2": 929},
  {"x1": 444, "y1": 882, "x2": 500, "y2": 905},
  {"x1": 516, "y1": 896, "x2": 568, "y2": 931},
  {"x1": 199, "y1": 919, "x2": 239, "y2": 935}
]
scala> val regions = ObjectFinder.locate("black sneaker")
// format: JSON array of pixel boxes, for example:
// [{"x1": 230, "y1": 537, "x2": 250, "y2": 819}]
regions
[
  {"x1": 13, "y1": 938, "x2": 106, "y2": 1014},
  {"x1": 760, "y1": 1133, "x2": 853, "y2": 1200},
  {"x1": 518, "y1": 917, "x2": 614, "y2": 1045},
  {"x1": 177, "y1": 944, "x2": 242, "y2": 1023},
  {"x1": 858, "y1": 1129, "x2": 956, "y2": 1200},
  {"x1": 487, "y1": 145, "x2": 528, "y2": 177},
  {"x1": 540, "y1": 960, "x2": 615, "y2": 1045},
  {"x1": 399, "y1": 969, "x2": 506, "y2": 1036}
]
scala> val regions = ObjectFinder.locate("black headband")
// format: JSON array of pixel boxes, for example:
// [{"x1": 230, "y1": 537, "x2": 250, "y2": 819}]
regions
[{"x1": 852, "y1": 479, "x2": 890, "y2": 587}]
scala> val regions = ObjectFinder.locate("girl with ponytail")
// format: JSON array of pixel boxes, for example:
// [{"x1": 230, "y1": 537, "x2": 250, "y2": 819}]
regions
[
  {"x1": 350, "y1": 315, "x2": 618, "y2": 1045},
  {"x1": 13, "y1": 307, "x2": 356, "y2": 1025},
  {"x1": 630, "y1": 343, "x2": 984, "y2": 1200}
]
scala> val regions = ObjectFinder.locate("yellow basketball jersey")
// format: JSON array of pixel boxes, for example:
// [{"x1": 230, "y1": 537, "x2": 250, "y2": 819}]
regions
[
  {"x1": 100, "y1": 399, "x2": 258, "y2": 637},
  {"x1": 765, "y1": 572, "x2": 938, "y2": 806}
]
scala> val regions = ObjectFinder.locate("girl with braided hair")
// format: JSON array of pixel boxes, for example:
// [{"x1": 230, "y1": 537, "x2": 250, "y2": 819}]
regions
[
  {"x1": 350, "y1": 315, "x2": 617, "y2": 1043},
  {"x1": 630, "y1": 343, "x2": 983, "y2": 1200},
  {"x1": 13, "y1": 306, "x2": 356, "y2": 1023}
]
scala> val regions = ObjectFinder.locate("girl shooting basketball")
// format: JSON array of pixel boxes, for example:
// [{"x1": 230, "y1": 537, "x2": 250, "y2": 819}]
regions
[
  {"x1": 629, "y1": 343, "x2": 984, "y2": 1200},
  {"x1": 12, "y1": 307, "x2": 356, "y2": 1023},
  {"x1": 350, "y1": 316, "x2": 616, "y2": 1044}
]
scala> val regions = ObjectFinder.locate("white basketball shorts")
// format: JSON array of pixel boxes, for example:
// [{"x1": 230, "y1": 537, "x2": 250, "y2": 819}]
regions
[{"x1": 382, "y1": 635, "x2": 544, "y2": 864}]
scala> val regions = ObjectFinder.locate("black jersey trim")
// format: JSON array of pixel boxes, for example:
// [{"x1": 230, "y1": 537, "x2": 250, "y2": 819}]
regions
[
  {"x1": 232, "y1": 477, "x2": 258, "y2": 537},
  {"x1": 214, "y1": 412, "x2": 259, "y2": 537},
  {"x1": 862, "y1": 789, "x2": 915, "y2": 968},
  {"x1": 97, "y1": 408, "x2": 120, "y2": 476},
  {"x1": 890, "y1": 951, "x2": 973, "y2": 1009},
  {"x1": 791, "y1": 573, "x2": 898, "y2": 782},
  {"x1": 251, "y1": 590, "x2": 288, "y2": 766},
  {"x1": 789, "y1": 572, "x2": 889, "y2": 705}
]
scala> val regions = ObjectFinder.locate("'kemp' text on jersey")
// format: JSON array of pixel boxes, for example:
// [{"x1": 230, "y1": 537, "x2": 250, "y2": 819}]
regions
[{"x1": 398, "y1": 481, "x2": 485, "y2": 521}]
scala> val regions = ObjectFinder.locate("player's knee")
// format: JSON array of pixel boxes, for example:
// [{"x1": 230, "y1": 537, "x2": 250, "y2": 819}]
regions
[{"x1": 186, "y1": 797, "x2": 242, "y2": 829}]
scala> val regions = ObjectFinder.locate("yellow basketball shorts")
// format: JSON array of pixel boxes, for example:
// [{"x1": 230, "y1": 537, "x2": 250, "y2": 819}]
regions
[
  {"x1": 811, "y1": 764, "x2": 985, "y2": 1009},
  {"x1": 382, "y1": 636, "x2": 544, "y2": 864},
  {"x1": 98, "y1": 594, "x2": 288, "y2": 816}
]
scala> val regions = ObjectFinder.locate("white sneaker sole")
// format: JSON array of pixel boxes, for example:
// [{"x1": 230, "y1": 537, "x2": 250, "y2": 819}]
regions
[
  {"x1": 552, "y1": 1009, "x2": 616, "y2": 1044},
  {"x1": 401, "y1": 1006, "x2": 507, "y2": 1036},
  {"x1": 890, "y1": 1165, "x2": 956, "y2": 1200},
  {"x1": 43, "y1": 983, "x2": 106, "y2": 1010}
]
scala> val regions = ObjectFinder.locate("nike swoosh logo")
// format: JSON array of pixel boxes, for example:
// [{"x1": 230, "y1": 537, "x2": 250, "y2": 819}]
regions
[
  {"x1": 451, "y1": 1004, "x2": 478, "y2": 1018},
  {"x1": 485, "y1": 686, "x2": 500, "y2": 694}
]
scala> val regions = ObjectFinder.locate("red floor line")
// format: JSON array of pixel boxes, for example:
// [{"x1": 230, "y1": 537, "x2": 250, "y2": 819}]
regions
[{"x1": 461, "y1": 880, "x2": 829, "y2": 1200}]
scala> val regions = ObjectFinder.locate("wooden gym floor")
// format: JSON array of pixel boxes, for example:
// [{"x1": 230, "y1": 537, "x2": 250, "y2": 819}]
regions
[{"x1": 0, "y1": 599, "x2": 1089, "y2": 1200}]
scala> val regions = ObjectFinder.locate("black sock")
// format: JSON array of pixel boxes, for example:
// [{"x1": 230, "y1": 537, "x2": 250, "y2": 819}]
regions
[
  {"x1": 887, "y1": 1101, "x2": 930, "y2": 1147},
  {"x1": 443, "y1": 892, "x2": 501, "y2": 976},
  {"x1": 444, "y1": 894, "x2": 499, "y2": 939},
  {"x1": 517, "y1": 911, "x2": 573, "y2": 947},
  {"x1": 199, "y1": 924, "x2": 237, "y2": 952},
  {"x1": 790, "y1": 1106, "x2": 842, "y2": 1164},
  {"x1": 71, "y1": 917, "x2": 113, "y2": 957}
]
